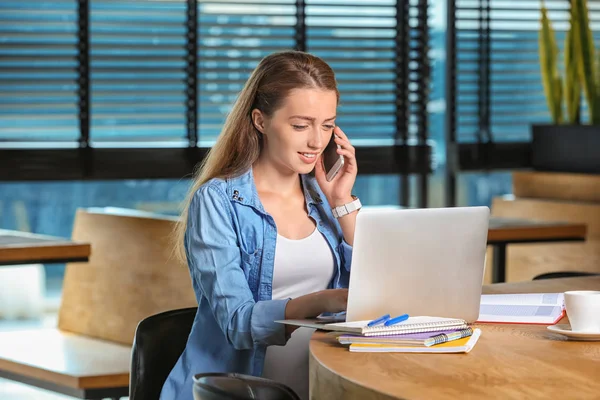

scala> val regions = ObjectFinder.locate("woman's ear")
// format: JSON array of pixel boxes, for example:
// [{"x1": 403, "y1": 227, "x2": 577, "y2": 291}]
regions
[{"x1": 251, "y1": 109, "x2": 266, "y2": 134}]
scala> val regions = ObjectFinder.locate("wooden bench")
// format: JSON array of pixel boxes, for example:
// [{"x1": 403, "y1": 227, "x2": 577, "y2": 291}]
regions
[
  {"x1": 0, "y1": 329, "x2": 130, "y2": 399},
  {"x1": 486, "y1": 195, "x2": 600, "y2": 283},
  {"x1": 0, "y1": 208, "x2": 197, "y2": 399}
]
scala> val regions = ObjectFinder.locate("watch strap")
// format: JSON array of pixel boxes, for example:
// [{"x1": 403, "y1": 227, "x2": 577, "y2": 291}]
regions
[{"x1": 332, "y1": 196, "x2": 362, "y2": 219}]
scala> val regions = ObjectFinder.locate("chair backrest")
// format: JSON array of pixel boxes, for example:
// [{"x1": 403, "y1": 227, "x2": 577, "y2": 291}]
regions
[
  {"x1": 130, "y1": 307, "x2": 197, "y2": 400},
  {"x1": 193, "y1": 373, "x2": 301, "y2": 400},
  {"x1": 58, "y1": 207, "x2": 197, "y2": 345}
]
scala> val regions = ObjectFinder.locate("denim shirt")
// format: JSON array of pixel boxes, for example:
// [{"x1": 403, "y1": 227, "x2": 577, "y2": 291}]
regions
[{"x1": 160, "y1": 168, "x2": 353, "y2": 400}]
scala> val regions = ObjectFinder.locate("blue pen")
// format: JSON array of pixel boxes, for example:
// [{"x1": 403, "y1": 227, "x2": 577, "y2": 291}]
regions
[
  {"x1": 367, "y1": 314, "x2": 390, "y2": 327},
  {"x1": 384, "y1": 313, "x2": 410, "y2": 326}
]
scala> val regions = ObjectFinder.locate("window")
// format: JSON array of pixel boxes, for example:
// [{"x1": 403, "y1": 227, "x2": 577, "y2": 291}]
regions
[
  {"x1": 1, "y1": 0, "x2": 432, "y2": 183},
  {"x1": 306, "y1": 0, "x2": 398, "y2": 140},
  {"x1": 198, "y1": 0, "x2": 297, "y2": 142},
  {"x1": 90, "y1": 0, "x2": 189, "y2": 143},
  {"x1": 442, "y1": 0, "x2": 598, "y2": 205},
  {"x1": 0, "y1": 0, "x2": 79, "y2": 142},
  {"x1": 453, "y1": 0, "x2": 575, "y2": 144}
]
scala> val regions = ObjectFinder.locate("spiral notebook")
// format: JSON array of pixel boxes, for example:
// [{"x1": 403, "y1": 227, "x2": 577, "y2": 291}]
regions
[
  {"x1": 275, "y1": 316, "x2": 468, "y2": 337},
  {"x1": 337, "y1": 327, "x2": 474, "y2": 347},
  {"x1": 348, "y1": 328, "x2": 482, "y2": 353}
]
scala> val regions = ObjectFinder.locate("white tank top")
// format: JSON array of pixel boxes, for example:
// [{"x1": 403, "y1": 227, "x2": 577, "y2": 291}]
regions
[{"x1": 262, "y1": 226, "x2": 335, "y2": 400}]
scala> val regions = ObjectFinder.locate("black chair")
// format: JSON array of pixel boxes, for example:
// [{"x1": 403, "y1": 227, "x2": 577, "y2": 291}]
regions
[
  {"x1": 130, "y1": 307, "x2": 197, "y2": 400},
  {"x1": 193, "y1": 373, "x2": 301, "y2": 400},
  {"x1": 130, "y1": 307, "x2": 300, "y2": 400},
  {"x1": 533, "y1": 271, "x2": 600, "y2": 280}
]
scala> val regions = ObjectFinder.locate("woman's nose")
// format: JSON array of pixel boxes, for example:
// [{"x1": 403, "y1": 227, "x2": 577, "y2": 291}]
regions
[{"x1": 308, "y1": 128, "x2": 325, "y2": 149}]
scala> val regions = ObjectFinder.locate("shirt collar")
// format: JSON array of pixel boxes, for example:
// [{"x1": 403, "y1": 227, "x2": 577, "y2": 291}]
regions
[{"x1": 226, "y1": 168, "x2": 324, "y2": 211}]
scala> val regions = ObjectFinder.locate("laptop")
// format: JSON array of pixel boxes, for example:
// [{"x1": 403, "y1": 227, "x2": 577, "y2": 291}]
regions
[{"x1": 345, "y1": 206, "x2": 490, "y2": 323}]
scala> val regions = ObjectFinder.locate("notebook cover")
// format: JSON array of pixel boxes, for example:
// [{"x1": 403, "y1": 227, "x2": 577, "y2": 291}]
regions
[{"x1": 476, "y1": 309, "x2": 565, "y2": 325}]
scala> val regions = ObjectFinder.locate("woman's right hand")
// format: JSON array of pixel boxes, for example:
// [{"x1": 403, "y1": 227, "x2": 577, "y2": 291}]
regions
[
  {"x1": 284, "y1": 288, "x2": 349, "y2": 320},
  {"x1": 317, "y1": 288, "x2": 348, "y2": 314}
]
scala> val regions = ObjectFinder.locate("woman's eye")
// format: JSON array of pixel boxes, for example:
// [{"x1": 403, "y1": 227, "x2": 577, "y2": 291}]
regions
[
  {"x1": 323, "y1": 125, "x2": 335, "y2": 130},
  {"x1": 292, "y1": 125, "x2": 308, "y2": 130}
]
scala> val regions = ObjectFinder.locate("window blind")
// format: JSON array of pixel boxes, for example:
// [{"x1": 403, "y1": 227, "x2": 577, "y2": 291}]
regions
[
  {"x1": 306, "y1": 0, "x2": 399, "y2": 141},
  {"x1": 0, "y1": 0, "x2": 79, "y2": 142},
  {"x1": 90, "y1": 0, "x2": 188, "y2": 143},
  {"x1": 453, "y1": 0, "x2": 600, "y2": 144},
  {"x1": 198, "y1": 0, "x2": 297, "y2": 143}
]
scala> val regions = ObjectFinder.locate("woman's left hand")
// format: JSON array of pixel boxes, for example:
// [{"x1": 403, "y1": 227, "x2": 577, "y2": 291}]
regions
[{"x1": 315, "y1": 126, "x2": 358, "y2": 207}]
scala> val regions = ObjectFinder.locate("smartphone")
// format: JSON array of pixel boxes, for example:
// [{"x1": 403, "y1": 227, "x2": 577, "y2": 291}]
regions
[{"x1": 322, "y1": 133, "x2": 344, "y2": 182}]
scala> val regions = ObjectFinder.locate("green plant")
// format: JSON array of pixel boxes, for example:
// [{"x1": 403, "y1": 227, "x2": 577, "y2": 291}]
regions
[{"x1": 539, "y1": 0, "x2": 599, "y2": 124}]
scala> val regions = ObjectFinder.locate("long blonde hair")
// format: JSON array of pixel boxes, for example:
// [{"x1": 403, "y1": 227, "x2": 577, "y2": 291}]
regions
[{"x1": 173, "y1": 50, "x2": 339, "y2": 263}]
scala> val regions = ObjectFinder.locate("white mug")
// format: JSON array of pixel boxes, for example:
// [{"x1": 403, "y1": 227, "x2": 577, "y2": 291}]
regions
[{"x1": 564, "y1": 291, "x2": 600, "y2": 333}]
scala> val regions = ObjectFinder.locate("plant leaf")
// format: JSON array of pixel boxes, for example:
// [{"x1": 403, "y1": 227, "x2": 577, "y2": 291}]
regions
[
  {"x1": 539, "y1": 4, "x2": 563, "y2": 123},
  {"x1": 572, "y1": 0, "x2": 597, "y2": 123},
  {"x1": 565, "y1": 4, "x2": 581, "y2": 124}
]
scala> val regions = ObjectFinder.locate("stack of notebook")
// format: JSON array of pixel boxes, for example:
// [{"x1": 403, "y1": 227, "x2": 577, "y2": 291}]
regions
[
  {"x1": 337, "y1": 327, "x2": 481, "y2": 353},
  {"x1": 277, "y1": 316, "x2": 481, "y2": 353}
]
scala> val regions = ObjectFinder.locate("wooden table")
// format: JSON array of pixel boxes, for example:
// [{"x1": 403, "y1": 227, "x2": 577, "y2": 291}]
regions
[
  {"x1": 310, "y1": 277, "x2": 600, "y2": 400},
  {"x1": 0, "y1": 229, "x2": 91, "y2": 266},
  {"x1": 487, "y1": 217, "x2": 587, "y2": 283}
]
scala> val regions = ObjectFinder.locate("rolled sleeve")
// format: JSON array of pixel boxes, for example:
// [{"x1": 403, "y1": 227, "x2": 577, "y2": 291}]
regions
[
  {"x1": 186, "y1": 184, "x2": 288, "y2": 350},
  {"x1": 251, "y1": 298, "x2": 289, "y2": 346}
]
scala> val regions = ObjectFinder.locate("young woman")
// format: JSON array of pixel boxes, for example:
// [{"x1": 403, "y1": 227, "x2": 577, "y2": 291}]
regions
[{"x1": 161, "y1": 50, "x2": 361, "y2": 400}]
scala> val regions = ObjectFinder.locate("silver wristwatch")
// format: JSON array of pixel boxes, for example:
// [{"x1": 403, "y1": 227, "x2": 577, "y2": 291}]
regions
[{"x1": 331, "y1": 196, "x2": 362, "y2": 219}]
